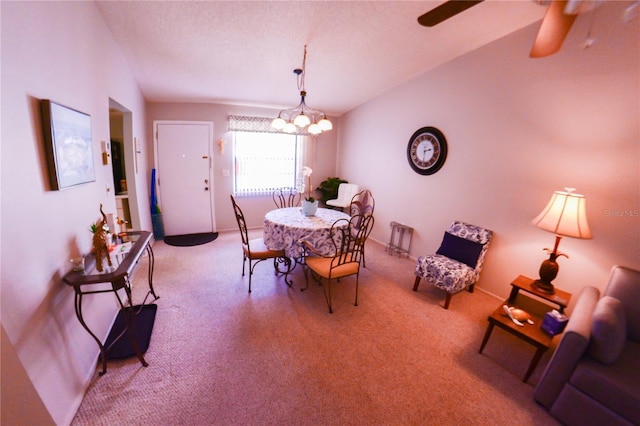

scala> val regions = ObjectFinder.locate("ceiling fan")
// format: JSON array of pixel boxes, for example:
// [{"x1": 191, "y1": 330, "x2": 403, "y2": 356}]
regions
[
  {"x1": 417, "y1": 1, "x2": 484, "y2": 27},
  {"x1": 417, "y1": 0, "x2": 591, "y2": 58}
]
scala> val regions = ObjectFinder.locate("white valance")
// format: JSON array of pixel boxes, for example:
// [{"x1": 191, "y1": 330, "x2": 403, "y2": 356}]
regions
[{"x1": 227, "y1": 115, "x2": 311, "y2": 136}]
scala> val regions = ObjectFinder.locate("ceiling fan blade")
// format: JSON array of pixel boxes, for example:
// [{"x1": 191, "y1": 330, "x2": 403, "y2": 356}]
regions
[
  {"x1": 418, "y1": 0, "x2": 484, "y2": 27},
  {"x1": 530, "y1": 0, "x2": 578, "y2": 58}
]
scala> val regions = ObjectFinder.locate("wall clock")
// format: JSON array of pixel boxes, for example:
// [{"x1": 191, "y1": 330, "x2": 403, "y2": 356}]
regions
[{"x1": 407, "y1": 126, "x2": 447, "y2": 175}]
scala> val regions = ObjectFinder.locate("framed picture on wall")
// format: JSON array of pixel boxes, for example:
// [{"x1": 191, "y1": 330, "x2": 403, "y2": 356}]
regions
[{"x1": 40, "y1": 99, "x2": 95, "y2": 190}]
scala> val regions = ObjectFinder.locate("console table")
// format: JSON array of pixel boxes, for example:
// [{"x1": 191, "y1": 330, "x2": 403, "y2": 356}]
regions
[
  {"x1": 479, "y1": 275, "x2": 571, "y2": 382},
  {"x1": 63, "y1": 231, "x2": 159, "y2": 375}
]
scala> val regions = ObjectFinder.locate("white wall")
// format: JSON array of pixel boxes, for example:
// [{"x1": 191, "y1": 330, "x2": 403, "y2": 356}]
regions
[
  {"x1": 1, "y1": 2, "x2": 150, "y2": 424},
  {"x1": 338, "y1": 1, "x2": 639, "y2": 303},
  {"x1": 146, "y1": 102, "x2": 339, "y2": 231}
]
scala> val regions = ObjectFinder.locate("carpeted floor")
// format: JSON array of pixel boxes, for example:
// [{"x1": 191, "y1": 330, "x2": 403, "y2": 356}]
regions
[{"x1": 72, "y1": 231, "x2": 560, "y2": 425}]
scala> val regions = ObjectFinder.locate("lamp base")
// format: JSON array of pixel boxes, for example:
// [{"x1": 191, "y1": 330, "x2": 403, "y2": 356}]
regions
[
  {"x1": 532, "y1": 279, "x2": 555, "y2": 295},
  {"x1": 535, "y1": 256, "x2": 559, "y2": 295}
]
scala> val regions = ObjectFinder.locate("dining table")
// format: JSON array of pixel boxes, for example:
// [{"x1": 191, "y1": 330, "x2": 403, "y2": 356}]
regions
[{"x1": 263, "y1": 207, "x2": 351, "y2": 260}]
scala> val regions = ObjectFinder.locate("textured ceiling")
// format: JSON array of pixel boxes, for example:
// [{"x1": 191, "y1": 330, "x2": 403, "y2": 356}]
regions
[{"x1": 95, "y1": 1, "x2": 549, "y2": 116}]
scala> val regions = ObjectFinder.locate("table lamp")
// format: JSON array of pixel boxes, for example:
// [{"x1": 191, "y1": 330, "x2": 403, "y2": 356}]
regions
[{"x1": 530, "y1": 188, "x2": 592, "y2": 294}]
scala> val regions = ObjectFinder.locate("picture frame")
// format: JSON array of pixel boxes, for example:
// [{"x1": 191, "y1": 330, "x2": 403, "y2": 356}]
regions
[{"x1": 40, "y1": 99, "x2": 95, "y2": 190}]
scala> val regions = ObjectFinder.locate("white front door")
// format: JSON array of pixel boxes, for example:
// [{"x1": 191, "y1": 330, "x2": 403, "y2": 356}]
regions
[{"x1": 155, "y1": 121, "x2": 216, "y2": 235}]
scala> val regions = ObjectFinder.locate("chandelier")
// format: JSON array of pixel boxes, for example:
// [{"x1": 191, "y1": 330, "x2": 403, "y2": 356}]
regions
[{"x1": 271, "y1": 45, "x2": 333, "y2": 135}]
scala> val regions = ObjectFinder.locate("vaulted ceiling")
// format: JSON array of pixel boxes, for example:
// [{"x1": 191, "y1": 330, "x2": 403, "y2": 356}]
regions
[{"x1": 96, "y1": 1, "x2": 550, "y2": 116}]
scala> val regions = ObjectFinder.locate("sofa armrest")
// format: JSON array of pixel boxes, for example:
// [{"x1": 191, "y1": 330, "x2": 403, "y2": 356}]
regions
[
  {"x1": 604, "y1": 265, "x2": 640, "y2": 342},
  {"x1": 533, "y1": 286, "x2": 600, "y2": 409}
]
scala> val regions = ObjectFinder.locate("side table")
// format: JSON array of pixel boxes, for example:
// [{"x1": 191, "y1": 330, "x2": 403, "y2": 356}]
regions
[
  {"x1": 478, "y1": 275, "x2": 571, "y2": 382},
  {"x1": 63, "y1": 231, "x2": 159, "y2": 375}
]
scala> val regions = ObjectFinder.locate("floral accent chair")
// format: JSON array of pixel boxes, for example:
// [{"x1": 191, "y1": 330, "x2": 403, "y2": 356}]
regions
[{"x1": 413, "y1": 221, "x2": 493, "y2": 309}]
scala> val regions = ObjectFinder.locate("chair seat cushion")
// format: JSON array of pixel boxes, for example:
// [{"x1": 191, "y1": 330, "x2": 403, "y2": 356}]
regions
[
  {"x1": 414, "y1": 254, "x2": 476, "y2": 294},
  {"x1": 246, "y1": 238, "x2": 285, "y2": 259},
  {"x1": 306, "y1": 255, "x2": 359, "y2": 279},
  {"x1": 326, "y1": 199, "x2": 349, "y2": 208},
  {"x1": 436, "y1": 232, "x2": 484, "y2": 268}
]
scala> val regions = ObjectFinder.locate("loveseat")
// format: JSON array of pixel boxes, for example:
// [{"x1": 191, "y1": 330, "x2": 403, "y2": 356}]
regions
[{"x1": 533, "y1": 265, "x2": 640, "y2": 426}]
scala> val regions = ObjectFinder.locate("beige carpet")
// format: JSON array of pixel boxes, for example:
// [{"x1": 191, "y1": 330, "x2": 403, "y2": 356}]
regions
[{"x1": 72, "y1": 230, "x2": 559, "y2": 425}]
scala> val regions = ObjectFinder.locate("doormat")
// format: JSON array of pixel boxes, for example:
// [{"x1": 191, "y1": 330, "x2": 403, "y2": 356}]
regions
[
  {"x1": 164, "y1": 232, "x2": 218, "y2": 247},
  {"x1": 105, "y1": 304, "x2": 157, "y2": 359}
]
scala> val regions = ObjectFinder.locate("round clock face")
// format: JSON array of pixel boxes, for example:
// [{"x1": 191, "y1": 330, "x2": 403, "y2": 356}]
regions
[{"x1": 407, "y1": 126, "x2": 447, "y2": 175}]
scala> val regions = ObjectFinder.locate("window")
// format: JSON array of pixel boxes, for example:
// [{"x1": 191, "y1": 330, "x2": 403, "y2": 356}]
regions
[{"x1": 233, "y1": 131, "x2": 303, "y2": 196}]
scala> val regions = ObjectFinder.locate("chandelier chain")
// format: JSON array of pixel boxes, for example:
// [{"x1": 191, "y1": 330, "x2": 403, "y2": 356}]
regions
[{"x1": 297, "y1": 45, "x2": 307, "y2": 92}]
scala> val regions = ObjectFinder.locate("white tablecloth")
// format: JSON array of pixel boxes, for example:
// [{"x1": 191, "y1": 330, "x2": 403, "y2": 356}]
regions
[{"x1": 263, "y1": 207, "x2": 350, "y2": 259}]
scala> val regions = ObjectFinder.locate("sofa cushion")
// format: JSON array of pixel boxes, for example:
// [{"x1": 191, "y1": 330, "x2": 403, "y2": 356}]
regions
[
  {"x1": 604, "y1": 266, "x2": 640, "y2": 342},
  {"x1": 571, "y1": 341, "x2": 640, "y2": 424},
  {"x1": 552, "y1": 385, "x2": 634, "y2": 426},
  {"x1": 589, "y1": 296, "x2": 626, "y2": 364},
  {"x1": 436, "y1": 232, "x2": 484, "y2": 269}
]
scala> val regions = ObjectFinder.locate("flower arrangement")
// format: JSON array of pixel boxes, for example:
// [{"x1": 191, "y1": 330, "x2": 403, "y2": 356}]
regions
[{"x1": 302, "y1": 166, "x2": 315, "y2": 203}]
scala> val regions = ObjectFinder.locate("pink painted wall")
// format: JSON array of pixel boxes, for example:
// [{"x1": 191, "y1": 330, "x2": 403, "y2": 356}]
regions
[
  {"x1": 337, "y1": 1, "x2": 639, "y2": 302},
  {"x1": 1, "y1": 2, "x2": 150, "y2": 424},
  {"x1": 1, "y1": 1, "x2": 638, "y2": 424}
]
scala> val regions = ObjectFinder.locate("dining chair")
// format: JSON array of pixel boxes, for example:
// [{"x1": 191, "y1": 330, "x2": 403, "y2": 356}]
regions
[
  {"x1": 413, "y1": 221, "x2": 493, "y2": 309},
  {"x1": 349, "y1": 189, "x2": 375, "y2": 267},
  {"x1": 349, "y1": 189, "x2": 375, "y2": 217},
  {"x1": 301, "y1": 214, "x2": 375, "y2": 313},
  {"x1": 326, "y1": 183, "x2": 360, "y2": 211},
  {"x1": 272, "y1": 187, "x2": 301, "y2": 208},
  {"x1": 230, "y1": 194, "x2": 292, "y2": 292}
]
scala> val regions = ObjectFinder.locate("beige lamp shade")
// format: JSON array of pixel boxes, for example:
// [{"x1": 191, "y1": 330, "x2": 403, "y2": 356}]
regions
[{"x1": 531, "y1": 188, "x2": 592, "y2": 239}]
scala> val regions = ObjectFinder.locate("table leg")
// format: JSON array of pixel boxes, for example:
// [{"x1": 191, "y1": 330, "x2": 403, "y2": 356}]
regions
[
  {"x1": 274, "y1": 256, "x2": 294, "y2": 287},
  {"x1": 479, "y1": 320, "x2": 495, "y2": 354},
  {"x1": 122, "y1": 307, "x2": 149, "y2": 368},
  {"x1": 74, "y1": 291, "x2": 108, "y2": 376},
  {"x1": 145, "y1": 244, "x2": 159, "y2": 300},
  {"x1": 508, "y1": 286, "x2": 520, "y2": 304},
  {"x1": 117, "y1": 280, "x2": 149, "y2": 369},
  {"x1": 524, "y1": 346, "x2": 546, "y2": 383}
]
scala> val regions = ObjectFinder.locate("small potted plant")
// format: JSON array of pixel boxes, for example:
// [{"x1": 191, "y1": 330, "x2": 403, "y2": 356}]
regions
[{"x1": 301, "y1": 166, "x2": 318, "y2": 216}]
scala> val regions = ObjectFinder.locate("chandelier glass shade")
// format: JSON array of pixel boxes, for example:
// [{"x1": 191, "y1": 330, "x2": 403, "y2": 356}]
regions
[{"x1": 272, "y1": 46, "x2": 332, "y2": 135}]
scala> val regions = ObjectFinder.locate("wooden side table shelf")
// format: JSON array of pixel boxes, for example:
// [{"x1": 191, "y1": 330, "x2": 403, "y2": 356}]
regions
[
  {"x1": 478, "y1": 275, "x2": 571, "y2": 383},
  {"x1": 63, "y1": 231, "x2": 159, "y2": 375}
]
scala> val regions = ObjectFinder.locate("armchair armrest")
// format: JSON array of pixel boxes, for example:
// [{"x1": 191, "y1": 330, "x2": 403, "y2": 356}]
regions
[{"x1": 534, "y1": 286, "x2": 600, "y2": 408}]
